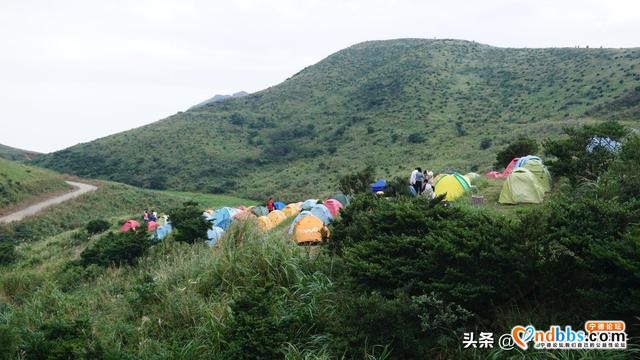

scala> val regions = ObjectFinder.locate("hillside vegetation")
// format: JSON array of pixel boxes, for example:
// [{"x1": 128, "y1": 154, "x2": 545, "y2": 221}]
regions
[
  {"x1": 34, "y1": 39, "x2": 640, "y2": 200},
  {"x1": 0, "y1": 144, "x2": 39, "y2": 161},
  {"x1": 2, "y1": 123, "x2": 639, "y2": 358},
  {"x1": 0, "y1": 158, "x2": 71, "y2": 211}
]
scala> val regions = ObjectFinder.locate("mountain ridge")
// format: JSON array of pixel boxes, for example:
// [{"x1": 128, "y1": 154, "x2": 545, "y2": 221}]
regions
[{"x1": 33, "y1": 38, "x2": 640, "y2": 200}]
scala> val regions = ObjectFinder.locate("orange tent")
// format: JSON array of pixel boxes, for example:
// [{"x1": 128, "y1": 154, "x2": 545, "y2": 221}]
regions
[
  {"x1": 293, "y1": 215, "x2": 329, "y2": 244},
  {"x1": 257, "y1": 216, "x2": 273, "y2": 231},
  {"x1": 267, "y1": 210, "x2": 287, "y2": 226}
]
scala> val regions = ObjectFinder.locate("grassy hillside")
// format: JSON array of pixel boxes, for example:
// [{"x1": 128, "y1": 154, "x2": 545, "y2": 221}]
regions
[
  {"x1": 0, "y1": 144, "x2": 39, "y2": 161},
  {"x1": 0, "y1": 158, "x2": 71, "y2": 211},
  {"x1": 34, "y1": 39, "x2": 640, "y2": 200},
  {"x1": 1, "y1": 181, "x2": 251, "y2": 243}
]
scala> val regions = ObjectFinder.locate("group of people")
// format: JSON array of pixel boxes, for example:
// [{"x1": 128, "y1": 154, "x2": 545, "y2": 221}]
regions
[
  {"x1": 409, "y1": 167, "x2": 435, "y2": 198},
  {"x1": 142, "y1": 209, "x2": 158, "y2": 222}
]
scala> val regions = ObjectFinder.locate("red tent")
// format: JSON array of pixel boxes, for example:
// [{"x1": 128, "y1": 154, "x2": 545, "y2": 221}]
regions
[
  {"x1": 147, "y1": 221, "x2": 158, "y2": 232},
  {"x1": 323, "y1": 199, "x2": 343, "y2": 218},
  {"x1": 119, "y1": 220, "x2": 140, "y2": 233},
  {"x1": 486, "y1": 157, "x2": 519, "y2": 179}
]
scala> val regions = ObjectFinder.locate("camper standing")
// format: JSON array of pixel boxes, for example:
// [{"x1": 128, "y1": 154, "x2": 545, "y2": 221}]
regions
[{"x1": 267, "y1": 197, "x2": 275, "y2": 213}]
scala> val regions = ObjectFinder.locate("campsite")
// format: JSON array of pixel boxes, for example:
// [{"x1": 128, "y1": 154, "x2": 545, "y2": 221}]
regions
[{"x1": 1, "y1": 2, "x2": 640, "y2": 358}]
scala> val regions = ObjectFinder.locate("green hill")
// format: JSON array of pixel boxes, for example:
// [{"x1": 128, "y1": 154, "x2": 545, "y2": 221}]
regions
[
  {"x1": 34, "y1": 39, "x2": 640, "y2": 200},
  {"x1": 0, "y1": 158, "x2": 71, "y2": 211},
  {"x1": 0, "y1": 144, "x2": 39, "y2": 161}
]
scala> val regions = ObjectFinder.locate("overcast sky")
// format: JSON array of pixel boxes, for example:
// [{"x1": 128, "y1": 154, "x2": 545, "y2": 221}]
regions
[{"x1": 0, "y1": 0, "x2": 639, "y2": 153}]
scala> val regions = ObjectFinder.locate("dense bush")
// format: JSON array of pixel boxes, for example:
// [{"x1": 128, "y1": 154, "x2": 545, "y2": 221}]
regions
[
  {"x1": 85, "y1": 219, "x2": 110, "y2": 235},
  {"x1": 518, "y1": 190, "x2": 640, "y2": 323},
  {"x1": 79, "y1": 229, "x2": 153, "y2": 267},
  {"x1": 544, "y1": 121, "x2": 628, "y2": 182},
  {"x1": 0, "y1": 226, "x2": 17, "y2": 265},
  {"x1": 494, "y1": 137, "x2": 538, "y2": 168},
  {"x1": 599, "y1": 134, "x2": 640, "y2": 201},
  {"x1": 338, "y1": 165, "x2": 376, "y2": 195},
  {"x1": 19, "y1": 318, "x2": 104, "y2": 359},
  {"x1": 169, "y1": 201, "x2": 211, "y2": 244}
]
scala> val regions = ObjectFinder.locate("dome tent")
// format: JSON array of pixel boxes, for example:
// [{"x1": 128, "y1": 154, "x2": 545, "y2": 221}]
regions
[
  {"x1": 119, "y1": 220, "x2": 140, "y2": 233},
  {"x1": 267, "y1": 210, "x2": 287, "y2": 227},
  {"x1": 434, "y1": 173, "x2": 470, "y2": 201},
  {"x1": 329, "y1": 193, "x2": 350, "y2": 206},
  {"x1": 371, "y1": 179, "x2": 387, "y2": 193},
  {"x1": 323, "y1": 199, "x2": 343, "y2": 218},
  {"x1": 310, "y1": 204, "x2": 333, "y2": 225},
  {"x1": 288, "y1": 211, "x2": 313, "y2": 235},
  {"x1": 499, "y1": 168, "x2": 545, "y2": 204},
  {"x1": 292, "y1": 215, "x2": 329, "y2": 244},
  {"x1": 257, "y1": 216, "x2": 273, "y2": 231},
  {"x1": 522, "y1": 159, "x2": 551, "y2": 192},
  {"x1": 206, "y1": 226, "x2": 225, "y2": 246},
  {"x1": 274, "y1": 201, "x2": 286, "y2": 210},
  {"x1": 251, "y1": 206, "x2": 269, "y2": 217},
  {"x1": 210, "y1": 207, "x2": 237, "y2": 230},
  {"x1": 283, "y1": 203, "x2": 301, "y2": 217},
  {"x1": 301, "y1": 199, "x2": 319, "y2": 211}
]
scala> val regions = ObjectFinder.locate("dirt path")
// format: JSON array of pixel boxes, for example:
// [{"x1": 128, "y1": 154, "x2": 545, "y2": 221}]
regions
[{"x1": 0, "y1": 181, "x2": 98, "y2": 224}]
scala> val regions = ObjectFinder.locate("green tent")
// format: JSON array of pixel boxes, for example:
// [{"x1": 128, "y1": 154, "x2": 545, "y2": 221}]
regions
[
  {"x1": 522, "y1": 159, "x2": 551, "y2": 192},
  {"x1": 499, "y1": 168, "x2": 545, "y2": 204}
]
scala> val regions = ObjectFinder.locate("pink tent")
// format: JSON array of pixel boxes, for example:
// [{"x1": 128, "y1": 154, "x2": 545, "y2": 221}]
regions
[
  {"x1": 147, "y1": 221, "x2": 158, "y2": 232},
  {"x1": 323, "y1": 199, "x2": 343, "y2": 218},
  {"x1": 485, "y1": 157, "x2": 519, "y2": 179},
  {"x1": 119, "y1": 220, "x2": 140, "y2": 233}
]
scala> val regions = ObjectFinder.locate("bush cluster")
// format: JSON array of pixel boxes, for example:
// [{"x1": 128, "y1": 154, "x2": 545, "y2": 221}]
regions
[{"x1": 79, "y1": 229, "x2": 153, "y2": 267}]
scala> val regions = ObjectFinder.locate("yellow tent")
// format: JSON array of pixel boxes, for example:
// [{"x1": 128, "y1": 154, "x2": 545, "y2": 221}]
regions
[
  {"x1": 499, "y1": 168, "x2": 545, "y2": 204},
  {"x1": 257, "y1": 216, "x2": 273, "y2": 231},
  {"x1": 434, "y1": 173, "x2": 471, "y2": 201},
  {"x1": 267, "y1": 210, "x2": 287, "y2": 226},
  {"x1": 522, "y1": 159, "x2": 551, "y2": 192},
  {"x1": 293, "y1": 215, "x2": 329, "y2": 244},
  {"x1": 283, "y1": 203, "x2": 301, "y2": 218}
]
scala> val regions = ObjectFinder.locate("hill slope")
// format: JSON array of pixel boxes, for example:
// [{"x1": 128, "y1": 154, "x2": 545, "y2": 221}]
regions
[
  {"x1": 0, "y1": 158, "x2": 71, "y2": 211},
  {"x1": 0, "y1": 143, "x2": 39, "y2": 161},
  {"x1": 34, "y1": 39, "x2": 640, "y2": 200}
]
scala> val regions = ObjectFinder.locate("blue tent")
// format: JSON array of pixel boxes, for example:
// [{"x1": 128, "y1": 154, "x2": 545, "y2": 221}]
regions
[
  {"x1": 371, "y1": 179, "x2": 387, "y2": 193},
  {"x1": 301, "y1": 199, "x2": 318, "y2": 211},
  {"x1": 154, "y1": 223, "x2": 173, "y2": 241},
  {"x1": 310, "y1": 204, "x2": 333, "y2": 225},
  {"x1": 211, "y1": 207, "x2": 235, "y2": 230},
  {"x1": 516, "y1": 155, "x2": 542, "y2": 168},
  {"x1": 206, "y1": 226, "x2": 225, "y2": 246},
  {"x1": 288, "y1": 211, "x2": 313, "y2": 235},
  {"x1": 274, "y1": 201, "x2": 286, "y2": 210},
  {"x1": 586, "y1": 136, "x2": 622, "y2": 153}
]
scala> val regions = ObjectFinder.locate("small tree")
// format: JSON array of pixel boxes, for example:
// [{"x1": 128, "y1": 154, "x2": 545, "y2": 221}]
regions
[
  {"x1": 407, "y1": 133, "x2": 425, "y2": 144},
  {"x1": 338, "y1": 166, "x2": 376, "y2": 195},
  {"x1": 86, "y1": 219, "x2": 110, "y2": 235},
  {"x1": 543, "y1": 121, "x2": 627, "y2": 182},
  {"x1": 494, "y1": 137, "x2": 539, "y2": 168},
  {"x1": 170, "y1": 201, "x2": 211, "y2": 244}
]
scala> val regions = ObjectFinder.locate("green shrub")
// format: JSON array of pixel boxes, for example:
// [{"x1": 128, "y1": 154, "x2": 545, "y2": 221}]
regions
[
  {"x1": 543, "y1": 121, "x2": 627, "y2": 182},
  {"x1": 0, "y1": 240, "x2": 17, "y2": 265},
  {"x1": 407, "y1": 133, "x2": 425, "y2": 143},
  {"x1": 328, "y1": 195, "x2": 527, "y2": 318},
  {"x1": 338, "y1": 165, "x2": 376, "y2": 195},
  {"x1": 19, "y1": 318, "x2": 105, "y2": 359},
  {"x1": 494, "y1": 137, "x2": 538, "y2": 168},
  {"x1": 169, "y1": 201, "x2": 210, "y2": 244},
  {"x1": 80, "y1": 229, "x2": 153, "y2": 267},
  {"x1": 518, "y1": 194, "x2": 640, "y2": 323},
  {"x1": 599, "y1": 134, "x2": 640, "y2": 201},
  {"x1": 85, "y1": 219, "x2": 111, "y2": 235}
]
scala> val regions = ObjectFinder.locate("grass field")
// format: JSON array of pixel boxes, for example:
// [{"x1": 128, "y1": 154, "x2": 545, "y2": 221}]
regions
[{"x1": 0, "y1": 158, "x2": 71, "y2": 211}]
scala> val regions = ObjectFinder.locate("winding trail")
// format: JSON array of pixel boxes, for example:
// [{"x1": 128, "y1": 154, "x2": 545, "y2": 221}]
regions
[{"x1": 0, "y1": 181, "x2": 98, "y2": 224}]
